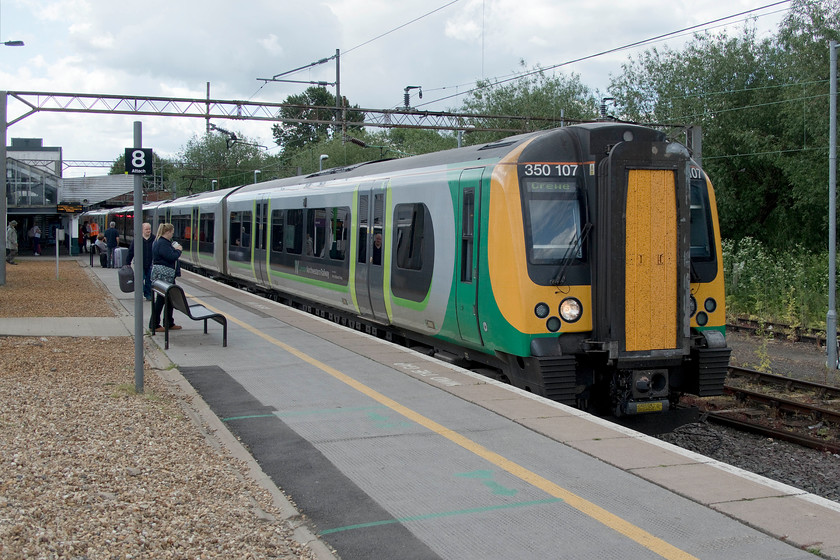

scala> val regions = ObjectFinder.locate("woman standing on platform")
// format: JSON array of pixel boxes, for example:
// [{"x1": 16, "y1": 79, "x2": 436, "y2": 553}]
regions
[{"x1": 149, "y1": 223, "x2": 183, "y2": 333}]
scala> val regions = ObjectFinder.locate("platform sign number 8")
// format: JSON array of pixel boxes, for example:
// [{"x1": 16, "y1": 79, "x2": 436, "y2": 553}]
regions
[{"x1": 125, "y1": 148, "x2": 153, "y2": 175}]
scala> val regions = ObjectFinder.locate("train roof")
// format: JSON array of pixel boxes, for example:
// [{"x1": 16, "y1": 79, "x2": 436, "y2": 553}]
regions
[
  {"x1": 230, "y1": 122, "x2": 673, "y2": 196},
  {"x1": 232, "y1": 127, "x2": 548, "y2": 195}
]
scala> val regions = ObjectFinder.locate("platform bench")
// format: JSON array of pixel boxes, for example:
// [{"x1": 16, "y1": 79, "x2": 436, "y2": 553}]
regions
[{"x1": 151, "y1": 280, "x2": 228, "y2": 350}]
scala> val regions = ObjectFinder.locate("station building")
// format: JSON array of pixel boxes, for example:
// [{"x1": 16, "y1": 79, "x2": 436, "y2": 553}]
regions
[{"x1": 5, "y1": 138, "x2": 163, "y2": 255}]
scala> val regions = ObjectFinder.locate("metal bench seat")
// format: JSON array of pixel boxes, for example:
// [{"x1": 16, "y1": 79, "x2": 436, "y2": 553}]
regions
[{"x1": 151, "y1": 280, "x2": 227, "y2": 349}]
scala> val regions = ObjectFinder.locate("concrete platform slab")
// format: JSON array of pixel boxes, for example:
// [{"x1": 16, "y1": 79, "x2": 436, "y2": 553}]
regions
[
  {"x1": 634, "y1": 462, "x2": 794, "y2": 503},
  {"x1": 713, "y1": 495, "x2": 840, "y2": 553}
]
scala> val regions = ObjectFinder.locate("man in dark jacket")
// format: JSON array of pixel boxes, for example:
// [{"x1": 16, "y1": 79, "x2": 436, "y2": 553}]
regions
[
  {"x1": 127, "y1": 222, "x2": 155, "y2": 300},
  {"x1": 103, "y1": 221, "x2": 120, "y2": 268}
]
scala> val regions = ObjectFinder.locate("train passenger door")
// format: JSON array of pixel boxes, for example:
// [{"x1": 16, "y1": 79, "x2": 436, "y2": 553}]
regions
[
  {"x1": 189, "y1": 207, "x2": 200, "y2": 261},
  {"x1": 253, "y1": 198, "x2": 270, "y2": 285},
  {"x1": 456, "y1": 168, "x2": 484, "y2": 345},
  {"x1": 354, "y1": 183, "x2": 389, "y2": 323}
]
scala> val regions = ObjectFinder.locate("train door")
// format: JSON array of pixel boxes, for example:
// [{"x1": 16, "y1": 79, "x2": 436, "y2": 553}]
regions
[
  {"x1": 596, "y1": 141, "x2": 689, "y2": 355},
  {"x1": 456, "y1": 168, "x2": 484, "y2": 345},
  {"x1": 189, "y1": 207, "x2": 200, "y2": 261},
  {"x1": 354, "y1": 183, "x2": 389, "y2": 323},
  {"x1": 253, "y1": 198, "x2": 270, "y2": 285}
]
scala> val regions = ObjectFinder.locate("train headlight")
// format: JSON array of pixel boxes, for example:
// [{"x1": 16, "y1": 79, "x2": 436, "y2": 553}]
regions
[
  {"x1": 689, "y1": 295, "x2": 697, "y2": 317},
  {"x1": 704, "y1": 298, "x2": 717, "y2": 313},
  {"x1": 696, "y1": 312, "x2": 709, "y2": 326},
  {"x1": 534, "y1": 302, "x2": 550, "y2": 319},
  {"x1": 559, "y1": 298, "x2": 582, "y2": 323},
  {"x1": 546, "y1": 317, "x2": 562, "y2": 332}
]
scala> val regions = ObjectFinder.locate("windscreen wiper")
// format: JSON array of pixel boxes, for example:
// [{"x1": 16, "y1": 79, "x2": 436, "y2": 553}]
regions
[{"x1": 551, "y1": 222, "x2": 592, "y2": 286}]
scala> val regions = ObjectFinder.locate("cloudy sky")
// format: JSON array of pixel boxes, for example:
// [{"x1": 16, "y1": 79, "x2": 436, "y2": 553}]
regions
[{"x1": 0, "y1": 0, "x2": 787, "y2": 177}]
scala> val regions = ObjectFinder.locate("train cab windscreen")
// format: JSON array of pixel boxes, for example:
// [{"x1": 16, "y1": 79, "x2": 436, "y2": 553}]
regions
[
  {"x1": 689, "y1": 178, "x2": 718, "y2": 282},
  {"x1": 523, "y1": 179, "x2": 582, "y2": 264}
]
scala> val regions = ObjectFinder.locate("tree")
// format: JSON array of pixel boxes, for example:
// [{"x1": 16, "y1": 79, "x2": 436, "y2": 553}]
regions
[
  {"x1": 608, "y1": 1, "x2": 840, "y2": 251},
  {"x1": 172, "y1": 131, "x2": 275, "y2": 196},
  {"x1": 457, "y1": 65, "x2": 600, "y2": 145},
  {"x1": 609, "y1": 27, "x2": 795, "y2": 248},
  {"x1": 271, "y1": 87, "x2": 365, "y2": 156}
]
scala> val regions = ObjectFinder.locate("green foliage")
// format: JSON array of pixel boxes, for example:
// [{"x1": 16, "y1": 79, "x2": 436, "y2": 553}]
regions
[
  {"x1": 458, "y1": 65, "x2": 600, "y2": 145},
  {"x1": 609, "y1": 0, "x2": 840, "y2": 252},
  {"x1": 278, "y1": 128, "x2": 458, "y2": 176},
  {"x1": 723, "y1": 237, "x2": 831, "y2": 329},
  {"x1": 170, "y1": 131, "x2": 279, "y2": 196},
  {"x1": 271, "y1": 86, "x2": 365, "y2": 156}
]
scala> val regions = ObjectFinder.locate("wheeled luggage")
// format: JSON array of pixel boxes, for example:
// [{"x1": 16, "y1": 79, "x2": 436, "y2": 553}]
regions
[
  {"x1": 112, "y1": 247, "x2": 128, "y2": 268},
  {"x1": 118, "y1": 265, "x2": 134, "y2": 293}
]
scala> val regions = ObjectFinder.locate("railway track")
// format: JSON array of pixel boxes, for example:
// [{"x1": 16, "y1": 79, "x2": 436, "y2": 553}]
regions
[
  {"x1": 701, "y1": 365, "x2": 840, "y2": 454},
  {"x1": 726, "y1": 318, "x2": 831, "y2": 347}
]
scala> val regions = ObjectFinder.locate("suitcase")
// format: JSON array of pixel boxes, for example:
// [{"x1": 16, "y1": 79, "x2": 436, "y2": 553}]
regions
[
  {"x1": 112, "y1": 247, "x2": 128, "y2": 269},
  {"x1": 100, "y1": 252, "x2": 108, "y2": 268},
  {"x1": 118, "y1": 265, "x2": 135, "y2": 293}
]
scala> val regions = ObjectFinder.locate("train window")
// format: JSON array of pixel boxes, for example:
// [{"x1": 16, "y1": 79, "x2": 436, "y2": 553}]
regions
[
  {"x1": 199, "y1": 212, "x2": 214, "y2": 244},
  {"x1": 172, "y1": 215, "x2": 191, "y2": 251},
  {"x1": 306, "y1": 209, "x2": 327, "y2": 258},
  {"x1": 229, "y1": 211, "x2": 252, "y2": 248},
  {"x1": 394, "y1": 203, "x2": 425, "y2": 271},
  {"x1": 461, "y1": 190, "x2": 474, "y2": 282},
  {"x1": 325, "y1": 207, "x2": 349, "y2": 261},
  {"x1": 523, "y1": 179, "x2": 581, "y2": 263},
  {"x1": 271, "y1": 210, "x2": 284, "y2": 253},
  {"x1": 690, "y1": 180, "x2": 714, "y2": 261},
  {"x1": 285, "y1": 209, "x2": 303, "y2": 255}
]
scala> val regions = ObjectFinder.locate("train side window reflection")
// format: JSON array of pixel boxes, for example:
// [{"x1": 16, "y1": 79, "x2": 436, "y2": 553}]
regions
[
  {"x1": 271, "y1": 210, "x2": 284, "y2": 253},
  {"x1": 395, "y1": 203, "x2": 424, "y2": 271},
  {"x1": 285, "y1": 209, "x2": 303, "y2": 254}
]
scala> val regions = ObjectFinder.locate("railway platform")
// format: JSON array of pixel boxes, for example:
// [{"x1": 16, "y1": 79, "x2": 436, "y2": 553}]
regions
[{"x1": 29, "y1": 258, "x2": 840, "y2": 559}]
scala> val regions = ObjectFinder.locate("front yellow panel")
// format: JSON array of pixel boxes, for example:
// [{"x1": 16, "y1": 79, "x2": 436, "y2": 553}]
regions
[{"x1": 625, "y1": 170, "x2": 677, "y2": 351}]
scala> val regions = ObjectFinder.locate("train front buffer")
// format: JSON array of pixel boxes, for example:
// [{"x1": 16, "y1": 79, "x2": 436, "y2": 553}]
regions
[{"x1": 585, "y1": 131, "x2": 730, "y2": 415}]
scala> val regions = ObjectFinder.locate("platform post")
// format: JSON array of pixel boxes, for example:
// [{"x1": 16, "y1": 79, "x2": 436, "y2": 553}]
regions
[{"x1": 829, "y1": 42, "x2": 838, "y2": 369}]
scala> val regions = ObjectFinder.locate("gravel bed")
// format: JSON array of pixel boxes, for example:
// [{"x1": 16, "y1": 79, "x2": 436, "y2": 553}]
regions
[
  {"x1": 0, "y1": 261, "x2": 320, "y2": 559},
  {"x1": 658, "y1": 422, "x2": 840, "y2": 503}
]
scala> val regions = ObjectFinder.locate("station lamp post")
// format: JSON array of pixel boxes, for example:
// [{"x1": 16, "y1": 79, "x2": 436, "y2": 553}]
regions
[
  {"x1": 254, "y1": 169, "x2": 260, "y2": 184},
  {"x1": 319, "y1": 154, "x2": 329, "y2": 171},
  {"x1": 829, "y1": 41, "x2": 838, "y2": 370}
]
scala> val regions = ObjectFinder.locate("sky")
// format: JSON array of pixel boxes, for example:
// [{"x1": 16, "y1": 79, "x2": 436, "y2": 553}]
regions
[{"x1": 0, "y1": 0, "x2": 789, "y2": 178}]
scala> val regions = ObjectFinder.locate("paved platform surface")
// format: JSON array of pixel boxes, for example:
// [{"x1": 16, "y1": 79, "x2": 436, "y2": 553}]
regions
[{"x1": 5, "y1": 257, "x2": 840, "y2": 560}]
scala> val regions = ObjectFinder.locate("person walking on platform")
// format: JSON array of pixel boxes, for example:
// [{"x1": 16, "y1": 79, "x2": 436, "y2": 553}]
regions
[
  {"x1": 79, "y1": 221, "x2": 90, "y2": 254},
  {"x1": 5, "y1": 220, "x2": 18, "y2": 265},
  {"x1": 127, "y1": 222, "x2": 155, "y2": 301},
  {"x1": 30, "y1": 225, "x2": 41, "y2": 256},
  {"x1": 103, "y1": 222, "x2": 120, "y2": 268},
  {"x1": 149, "y1": 223, "x2": 183, "y2": 333}
]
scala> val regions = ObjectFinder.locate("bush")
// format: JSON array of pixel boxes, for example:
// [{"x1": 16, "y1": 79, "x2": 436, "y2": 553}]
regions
[{"x1": 723, "y1": 237, "x2": 832, "y2": 329}]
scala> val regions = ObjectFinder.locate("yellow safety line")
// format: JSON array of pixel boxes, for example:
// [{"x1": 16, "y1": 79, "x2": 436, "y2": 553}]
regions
[{"x1": 185, "y1": 293, "x2": 699, "y2": 560}]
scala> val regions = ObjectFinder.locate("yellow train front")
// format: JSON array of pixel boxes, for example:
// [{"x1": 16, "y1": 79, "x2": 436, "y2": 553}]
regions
[{"x1": 480, "y1": 123, "x2": 730, "y2": 415}]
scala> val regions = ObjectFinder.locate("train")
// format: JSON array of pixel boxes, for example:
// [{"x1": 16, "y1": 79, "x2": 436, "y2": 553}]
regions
[{"x1": 84, "y1": 122, "x2": 731, "y2": 416}]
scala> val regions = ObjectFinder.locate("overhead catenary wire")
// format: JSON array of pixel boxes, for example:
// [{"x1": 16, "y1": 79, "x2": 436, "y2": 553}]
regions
[{"x1": 416, "y1": 0, "x2": 792, "y2": 108}]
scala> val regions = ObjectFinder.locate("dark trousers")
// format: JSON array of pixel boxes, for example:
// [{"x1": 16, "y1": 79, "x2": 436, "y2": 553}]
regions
[
  {"x1": 150, "y1": 291, "x2": 174, "y2": 329},
  {"x1": 142, "y1": 268, "x2": 153, "y2": 300}
]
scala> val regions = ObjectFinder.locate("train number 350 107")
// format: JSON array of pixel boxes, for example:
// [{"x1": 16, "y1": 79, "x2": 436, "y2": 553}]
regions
[{"x1": 522, "y1": 163, "x2": 578, "y2": 177}]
